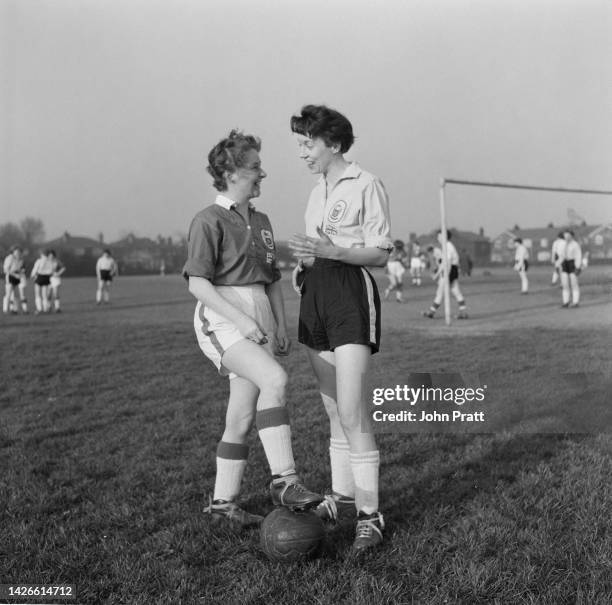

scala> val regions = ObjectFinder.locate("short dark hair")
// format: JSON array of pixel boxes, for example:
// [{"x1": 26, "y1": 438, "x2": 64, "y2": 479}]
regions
[
  {"x1": 207, "y1": 130, "x2": 262, "y2": 192},
  {"x1": 437, "y1": 229, "x2": 452, "y2": 241},
  {"x1": 103, "y1": 249, "x2": 111, "y2": 255},
  {"x1": 290, "y1": 105, "x2": 354, "y2": 153},
  {"x1": 48, "y1": 249, "x2": 56, "y2": 256},
  {"x1": 514, "y1": 237, "x2": 523, "y2": 243},
  {"x1": 564, "y1": 229, "x2": 574, "y2": 237}
]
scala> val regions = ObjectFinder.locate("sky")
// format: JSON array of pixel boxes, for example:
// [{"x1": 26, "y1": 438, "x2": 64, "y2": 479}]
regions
[{"x1": 1, "y1": 0, "x2": 611, "y2": 243}]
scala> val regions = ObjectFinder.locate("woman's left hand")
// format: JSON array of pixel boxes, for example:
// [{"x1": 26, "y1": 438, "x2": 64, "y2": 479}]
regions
[{"x1": 289, "y1": 227, "x2": 336, "y2": 259}]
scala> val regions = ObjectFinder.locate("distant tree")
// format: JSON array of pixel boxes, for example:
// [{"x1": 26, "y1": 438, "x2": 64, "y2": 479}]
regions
[
  {"x1": 20, "y1": 217, "x2": 45, "y2": 248},
  {"x1": 513, "y1": 224, "x2": 520, "y2": 231},
  {"x1": 0, "y1": 222, "x2": 24, "y2": 251},
  {"x1": 547, "y1": 222, "x2": 554, "y2": 228}
]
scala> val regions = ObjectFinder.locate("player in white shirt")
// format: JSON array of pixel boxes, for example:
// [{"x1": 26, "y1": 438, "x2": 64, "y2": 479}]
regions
[
  {"x1": 47, "y1": 250, "x2": 66, "y2": 313},
  {"x1": 30, "y1": 250, "x2": 54, "y2": 314},
  {"x1": 550, "y1": 232, "x2": 565, "y2": 286},
  {"x1": 289, "y1": 105, "x2": 393, "y2": 552},
  {"x1": 513, "y1": 238, "x2": 529, "y2": 294},
  {"x1": 423, "y1": 230, "x2": 468, "y2": 319},
  {"x1": 3, "y1": 247, "x2": 28, "y2": 314},
  {"x1": 96, "y1": 250, "x2": 118, "y2": 305},
  {"x1": 383, "y1": 240, "x2": 408, "y2": 302},
  {"x1": 410, "y1": 241, "x2": 423, "y2": 286},
  {"x1": 559, "y1": 230, "x2": 582, "y2": 308}
]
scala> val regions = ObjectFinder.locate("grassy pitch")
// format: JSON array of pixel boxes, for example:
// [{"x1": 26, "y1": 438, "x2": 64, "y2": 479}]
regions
[{"x1": 1, "y1": 268, "x2": 611, "y2": 604}]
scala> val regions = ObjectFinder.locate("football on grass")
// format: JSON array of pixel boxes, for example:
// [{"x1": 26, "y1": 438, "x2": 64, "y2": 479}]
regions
[{"x1": 260, "y1": 507, "x2": 325, "y2": 562}]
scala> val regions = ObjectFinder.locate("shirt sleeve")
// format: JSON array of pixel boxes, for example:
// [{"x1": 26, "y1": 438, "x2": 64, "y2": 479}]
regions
[
  {"x1": 182, "y1": 215, "x2": 219, "y2": 280},
  {"x1": 361, "y1": 178, "x2": 394, "y2": 250},
  {"x1": 263, "y1": 215, "x2": 282, "y2": 283}
]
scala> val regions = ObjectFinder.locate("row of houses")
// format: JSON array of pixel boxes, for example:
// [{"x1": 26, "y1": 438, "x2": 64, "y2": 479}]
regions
[
  {"x1": 406, "y1": 223, "x2": 612, "y2": 266},
  {"x1": 41, "y1": 232, "x2": 186, "y2": 275},
  {"x1": 33, "y1": 222, "x2": 612, "y2": 276}
]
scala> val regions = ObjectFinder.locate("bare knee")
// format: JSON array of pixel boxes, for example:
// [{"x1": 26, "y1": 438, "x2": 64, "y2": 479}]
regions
[
  {"x1": 259, "y1": 365, "x2": 288, "y2": 400},
  {"x1": 337, "y1": 407, "x2": 362, "y2": 435}
]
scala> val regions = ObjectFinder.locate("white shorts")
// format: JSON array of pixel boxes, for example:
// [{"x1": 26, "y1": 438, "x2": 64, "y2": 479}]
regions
[
  {"x1": 193, "y1": 284, "x2": 276, "y2": 380},
  {"x1": 410, "y1": 257, "x2": 422, "y2": 270},
  {"x1": 50, "y1": 276, "x2": 62, "y2": 288},
  {"x1": 387, "y1": 261, "x2": 405, "y2": 278}
]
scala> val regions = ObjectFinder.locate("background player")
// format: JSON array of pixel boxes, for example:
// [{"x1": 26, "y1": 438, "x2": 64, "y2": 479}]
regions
[
  {"x1": 289, "y1": 104, "x2": 392, "y2": 552},
  {"x1": 551, "y1": 232, "x2": 565, "y2": 286},
  {"x1": 48, "y1": 250, "x2": 66, "y2": 313},
  {"x1": 513, "y1": 237, "x2": 529, "y2": 294},
  {"x1": 423, "y1": 230, "x2": 468, "y2": 319},
  {"x1": 184, "y1": 130, "x2": 322, "y2": 529},
  {"x1": 560, "y1": 229, "x2": 582, "y2": 308},
  {"x1": 3, "y1": 246, "x2": 28, "y2": 314},
  {"x1": 96, "y1": 250, "x2": 118, "y2": 305},
  {"x1": 30, "y1": 249, "x2": 54, "y2": 314},
  {"x1": 409, "y1": 240, "x2": 423, "y2": 286},
  {"x1": 383, "y1": 239, "x2": 408, "y2": 302}
]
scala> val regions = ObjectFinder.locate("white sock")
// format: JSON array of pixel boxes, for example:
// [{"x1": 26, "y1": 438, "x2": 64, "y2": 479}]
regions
[
  {"x1": 350, "y1": 450, "x2": 380, "y2": 514},
  {"x1": 329, "y1": 438, "x2": 355, "y2": 498},
  {"x1": 213, "y1": 441, "x2": 248, "y2": 502},
  {"x1": 256, "y1": 407, "x2": 295, "y2": 476}
]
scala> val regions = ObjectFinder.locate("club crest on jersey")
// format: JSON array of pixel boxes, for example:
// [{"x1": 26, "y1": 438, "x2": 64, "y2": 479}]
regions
[
  {"x1": 260, "y1": 229, "x2": 275, "y2": 250},
  {"x1": 327, "y1": 200, "x2": 347, "y2": 223}
]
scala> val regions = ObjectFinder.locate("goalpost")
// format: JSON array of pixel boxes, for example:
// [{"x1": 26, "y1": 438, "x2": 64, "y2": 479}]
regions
[{"x1": 438, "y1": 178, "x2": 612, "y2": 326}]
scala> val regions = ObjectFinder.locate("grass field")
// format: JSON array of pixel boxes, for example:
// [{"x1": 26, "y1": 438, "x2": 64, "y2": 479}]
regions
[{"x1": 1, "y1": 267, "x2": 611, "y2": 604}]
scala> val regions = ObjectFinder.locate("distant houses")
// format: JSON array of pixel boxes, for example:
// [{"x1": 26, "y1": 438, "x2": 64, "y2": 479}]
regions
[
  {"x1": 35, "y1": 222, "x2": 612, "y2": 276},
  {"x1": 41, "y1": 231, "x2": 187, "y2": 276},
  {"x1": 409, "y1": 222, "x2": 612, "y2": 267},
  {"x1": 408, "y1": 228, "x2": 492, "y2": 266},
  {"x1": 491, "y1": 223, "x2": 612, "y2": 264}
]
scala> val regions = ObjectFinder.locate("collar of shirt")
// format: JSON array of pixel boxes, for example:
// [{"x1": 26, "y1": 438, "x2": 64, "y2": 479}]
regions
[
  {"x1": 214, "y1": 194, "x2": 255, "y2": 212},
  {"x1": 316, "y1": 162, "x2": 362, "y2": 189}
]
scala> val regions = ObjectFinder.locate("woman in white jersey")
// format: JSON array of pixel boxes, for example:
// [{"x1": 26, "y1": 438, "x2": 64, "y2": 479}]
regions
[
  {"x1": 560, "y1": 229, "x2": 582, "y2": 308},
  {"x1": 47, "y1": 250, "x2": 66, "y2": 313},
  {"x1": 289, "y1": 105, "x2": 393, "y2": 553},
  {"x1": 3, "y1": 247, "x2": 28, "y2": 314},
  {"x1": 30, "y1": 249, "x2": 54, "y2": 314},
  {"x1": 383, "y1": 240, "x2": 408, "y2": 303},
  {"x1": 423, "y1": 230, "x2": 468, "y2": 319},
  {"x1": 95, "y1": 250, "x2": 118, "y2": 305}
]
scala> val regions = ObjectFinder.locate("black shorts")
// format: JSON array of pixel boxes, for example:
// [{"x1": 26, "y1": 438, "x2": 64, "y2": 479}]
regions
[
  {"x1": 561, "y1": 260, "x2": 576, "y2": 274},
  {"x1": 449, "y1": 264, "x2": 459, "y2": 283},
  {"x1": 298, "y1": 258, "x2": 381, "y2": 353},
  {"x1": 35, "y1": 274, "x2": 51, "y2": 287},
  {"x1": 100, "y1": 270, "x2": 113, "y2": 282},
  {"x1": 8, "y1": 275, "x2": 20, "y2": 287}
]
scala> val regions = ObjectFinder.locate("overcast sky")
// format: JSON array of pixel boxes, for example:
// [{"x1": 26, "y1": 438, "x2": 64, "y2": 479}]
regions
[{"x1": 2, "y1": 0, "x2": 611, "y2": 243}]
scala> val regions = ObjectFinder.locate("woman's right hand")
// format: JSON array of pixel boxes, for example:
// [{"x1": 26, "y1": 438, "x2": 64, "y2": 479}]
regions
[{"x1": 236, "y1": 315, "x2": 268, "y2": 344}]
